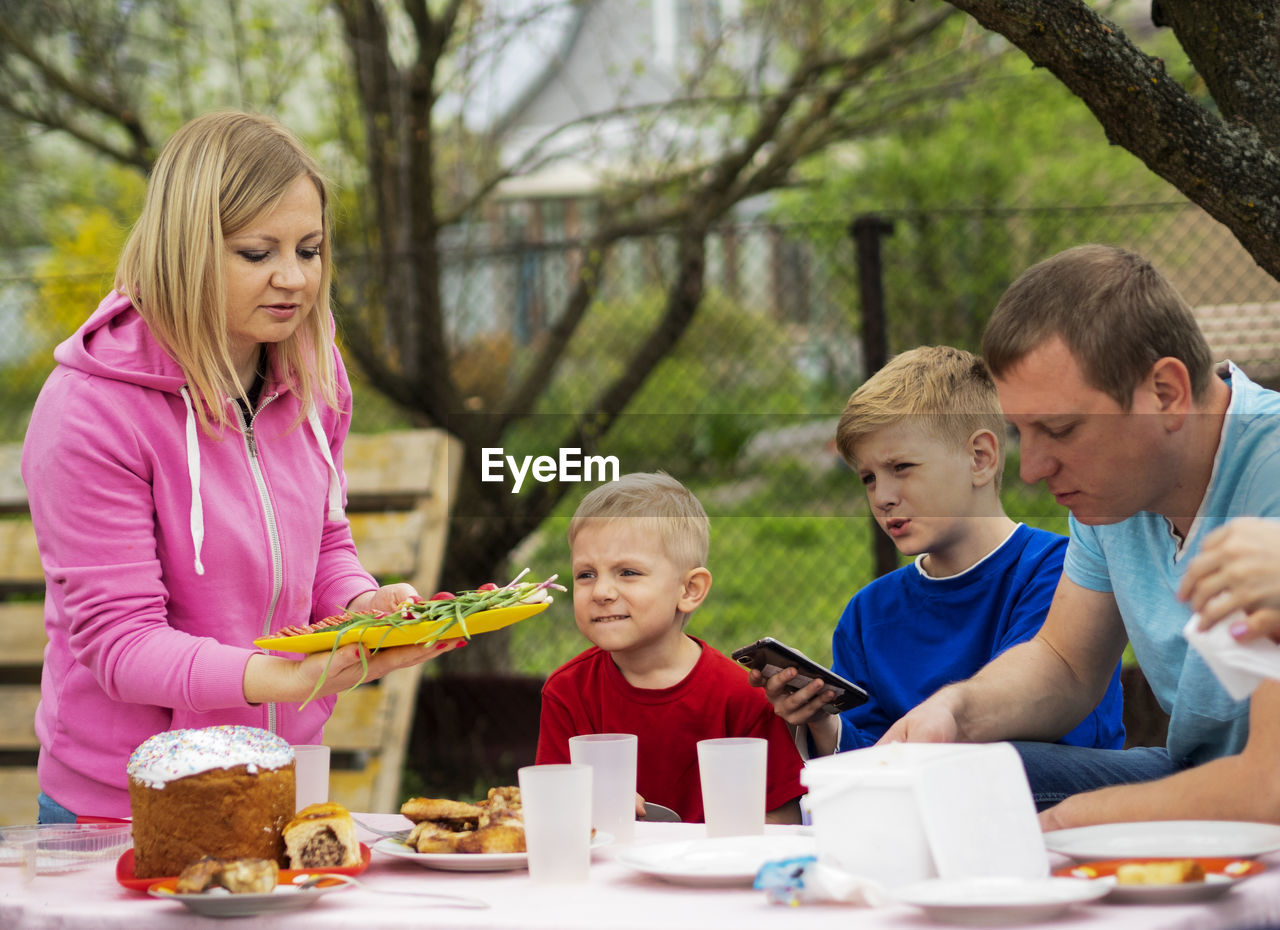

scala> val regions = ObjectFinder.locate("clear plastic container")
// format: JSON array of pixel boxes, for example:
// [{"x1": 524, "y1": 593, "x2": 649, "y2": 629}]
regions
[{"x1": 0, "y1": 823, "x2": 133, "y2": 880}]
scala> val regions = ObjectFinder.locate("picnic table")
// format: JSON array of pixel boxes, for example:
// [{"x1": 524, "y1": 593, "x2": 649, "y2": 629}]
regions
[{"x1": 3, "y1": 817, "x2": 1277, "y2": 929}]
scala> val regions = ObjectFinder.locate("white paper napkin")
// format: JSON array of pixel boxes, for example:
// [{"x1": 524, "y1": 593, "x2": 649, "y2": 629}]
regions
[
  {"x1": 913, "y1": 743, "x2": 1048, "y2": 881},
  {"x1": 1183, "y1": 611, "x2": 1280, "y2": 700}
]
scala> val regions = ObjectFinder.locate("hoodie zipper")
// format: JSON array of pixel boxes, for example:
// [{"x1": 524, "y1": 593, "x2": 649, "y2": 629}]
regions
[{"x1": 236, "y1": 393, "x2": 284, "y2": 733}]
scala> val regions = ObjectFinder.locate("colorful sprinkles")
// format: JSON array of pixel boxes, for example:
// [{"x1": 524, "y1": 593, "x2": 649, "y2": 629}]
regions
[{"x1": 127, "y1": 725, "x2": 293, "y2": 788}]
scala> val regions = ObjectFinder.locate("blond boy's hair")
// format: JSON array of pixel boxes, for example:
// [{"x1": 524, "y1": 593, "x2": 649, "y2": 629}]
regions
[
  {"x1": 835, "y1": 346, "x2": 1007, "y2": 490},
  {"x1": 115, "y1": 110, "x2": 337, "y2": 434},
  {"x1": 568, "y1": 472, "x2": 710, "y2": 572},
  {"x1": 982, "y1": 244, "x2": 1213, "y2": 408}
]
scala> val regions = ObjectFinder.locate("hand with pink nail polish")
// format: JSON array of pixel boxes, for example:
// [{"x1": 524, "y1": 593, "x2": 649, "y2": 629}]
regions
[{"x1": 1180, "y1": 517, "x2": 1280, "y2": 643}]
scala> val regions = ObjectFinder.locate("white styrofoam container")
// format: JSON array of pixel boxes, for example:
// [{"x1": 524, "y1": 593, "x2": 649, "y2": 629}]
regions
[{"x1": 801, "y1": 742, "x2": 1047, "y2": 889}]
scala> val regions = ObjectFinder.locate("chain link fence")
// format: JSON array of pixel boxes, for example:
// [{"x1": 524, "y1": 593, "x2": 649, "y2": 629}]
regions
[
  {"x1": 355, "y1": 200, "x2": 1274, "y2": 685},
  {"x1": 4, "y1": 199, "x2": 1278, "y2": 794},
  {"x1": 4, "y1": 200, "x2": 1279, "y2": 674}
]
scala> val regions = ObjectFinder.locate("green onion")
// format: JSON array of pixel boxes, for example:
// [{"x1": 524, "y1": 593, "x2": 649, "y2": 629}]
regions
[{"x1": 296, "y1": 572, "x2": 562, "y2": 708}]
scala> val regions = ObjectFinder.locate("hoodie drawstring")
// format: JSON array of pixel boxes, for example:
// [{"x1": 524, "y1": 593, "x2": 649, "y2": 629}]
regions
[
  {"x1": 306, "y1": 405, "x2": 344, "y2": 522},
  {"x1": 179, "y1": 390, "x2": 345, "y2": 577},
  {"x1": 179, "y1": 387, "x2": 206, "y2": 576}
]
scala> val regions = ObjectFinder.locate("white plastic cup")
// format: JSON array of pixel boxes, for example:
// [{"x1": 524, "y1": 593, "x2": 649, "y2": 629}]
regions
[
  {"x1": 697, "y1": 737, "x2": 766, "y2": 837},
  {"x1": 518, "y1": 763, "x2": 593, "y2": 883},
  {"x1": 569, "y1": 733, "x2": 638, "y2": 845},
  {"x1": 293, "y1": 744, "x2": 331, "y2": 811}
]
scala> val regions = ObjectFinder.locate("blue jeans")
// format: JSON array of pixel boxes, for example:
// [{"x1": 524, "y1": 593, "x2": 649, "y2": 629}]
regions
[
  {"x1": 37, "y1": 792, "x2": 78, "y2": 824},
  {"x1": 1010, "y1": 741, "x2": 1185, "y2": 811}
]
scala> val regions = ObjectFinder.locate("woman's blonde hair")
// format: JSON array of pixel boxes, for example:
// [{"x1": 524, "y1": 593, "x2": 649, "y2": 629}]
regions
[
  {"x1": 835, "y1": 346, "x2": 1007, "y2": 490},
  {"x1": 115, "y1": 110, "x2": 337, "y2": 432},
  {"x1": 568, "y1": 472, "x2": 710, "y2": 572}
]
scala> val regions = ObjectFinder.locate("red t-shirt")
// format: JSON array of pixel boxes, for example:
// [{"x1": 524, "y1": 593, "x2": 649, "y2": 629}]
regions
[{"x1": 535, "y1": 637, "x2": 805, "y2": 823}]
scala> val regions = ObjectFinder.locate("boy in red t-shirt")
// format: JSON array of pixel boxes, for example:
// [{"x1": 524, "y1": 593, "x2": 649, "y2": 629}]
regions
[{"x1": 535, "y1": 471, "x2": 804, "y2": 824}]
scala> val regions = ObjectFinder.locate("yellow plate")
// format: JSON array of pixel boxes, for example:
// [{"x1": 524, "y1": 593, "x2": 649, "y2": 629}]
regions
[{"x1": 253, "y1": 602, "x2": 549, "y2": 654}]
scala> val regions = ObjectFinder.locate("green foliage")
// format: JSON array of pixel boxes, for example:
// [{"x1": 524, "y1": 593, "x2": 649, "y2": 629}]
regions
[
  {"x1": 0, "y1": 120, "x2": 44, "y2": 252},
  {"x1": 29, "y1": 168, "x2": 144, "y2": 345},
  {"x1": 502, "y1": 286, "x2": 831, "y2": 479},
  {"x1": 33, "y1": 216, "x2": 124, "y2": 345},
  {"x1": 0, "y1": 167, "x2": 145, "y2": 442},
  {"x1": 774, "y1": 35, "x2": 1185, "y2": 355},
  {"x1": 798, "y1": 33, "x2": 1181, "y2": 214}
]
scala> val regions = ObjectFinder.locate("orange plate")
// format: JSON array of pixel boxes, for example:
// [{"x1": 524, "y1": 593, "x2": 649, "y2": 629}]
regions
[
  {"x1": 116, "y1": 842, "x2": 371, "y2": 892},
  {"x1": 1054, "y1": 856, "x2": 1264, "y2": 882}
]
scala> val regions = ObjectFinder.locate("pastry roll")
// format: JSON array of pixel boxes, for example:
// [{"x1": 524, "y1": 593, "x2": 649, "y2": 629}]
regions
[
  {"x1": 174, "y1": 856, "x2": 279, "y2": 894},
  {"x1": 283, "y1": 801, "x2": 361, "y2": 868}
]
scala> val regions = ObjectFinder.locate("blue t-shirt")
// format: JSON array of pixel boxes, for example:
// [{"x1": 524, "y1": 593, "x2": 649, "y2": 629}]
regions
[
  {"x1": 832, "y1": 523, "x2": 1126, "y2": 752},
  {"x1": 1065, "y1": 362, "x2": 1280, "y2": 766}
]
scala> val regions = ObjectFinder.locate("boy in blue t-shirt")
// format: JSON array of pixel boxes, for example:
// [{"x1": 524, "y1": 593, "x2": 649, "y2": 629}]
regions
[{"x1": 751, "y1": 346, "x2": 1125, "y2": 756}]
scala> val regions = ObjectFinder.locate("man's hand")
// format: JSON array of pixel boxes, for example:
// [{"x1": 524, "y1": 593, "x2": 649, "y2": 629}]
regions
[
  {"x1": 877, "y1": 695, "x2": 960, "y2": 745},
  {"x1": 1038, "y1": 801, "x2": 1073, "y2": 832}
]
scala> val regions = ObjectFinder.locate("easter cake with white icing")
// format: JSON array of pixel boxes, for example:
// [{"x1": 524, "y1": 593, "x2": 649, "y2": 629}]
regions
[{"x1": 127, "y1": 725, "x2": 295, "y2": 879}]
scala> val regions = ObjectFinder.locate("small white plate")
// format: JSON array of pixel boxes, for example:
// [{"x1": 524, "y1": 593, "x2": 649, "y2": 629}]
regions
[
  {"x1": 148, "y1": 880, "x2": 351, "y2": 917},
  {"x1": 1044, "y1": 820, "x2": 1280, "y2": 861},
  {"x1": 616, "y1": 834, "x2": 817, "y2": 887},
  {"x1": 373, "y1": 832, "x2": 612, "y2": 872},
  {"x1": 894, "y1": 877, "x2": 1109, "y2": 925}
]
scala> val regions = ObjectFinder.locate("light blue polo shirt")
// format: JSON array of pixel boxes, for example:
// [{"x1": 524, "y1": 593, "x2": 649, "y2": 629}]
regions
[{"x1": 1064, "y1": 362, "x2": 1280, "y2": 766}]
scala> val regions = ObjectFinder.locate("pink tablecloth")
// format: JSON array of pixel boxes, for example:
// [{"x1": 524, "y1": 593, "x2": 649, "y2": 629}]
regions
[{"x1": 3, "y1": 816, "x2": 1279, "y2": 929}]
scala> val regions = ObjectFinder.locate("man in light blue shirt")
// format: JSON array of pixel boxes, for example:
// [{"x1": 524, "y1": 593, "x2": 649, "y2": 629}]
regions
[{"x1": 882, "y1": 244, "x2": 1280, "y2": 830}]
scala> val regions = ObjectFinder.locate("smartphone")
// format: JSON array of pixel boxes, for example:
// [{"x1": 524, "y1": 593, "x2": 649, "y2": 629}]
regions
[{"x1": 732, "y1": 637, "x2": 869, "y2": 714}]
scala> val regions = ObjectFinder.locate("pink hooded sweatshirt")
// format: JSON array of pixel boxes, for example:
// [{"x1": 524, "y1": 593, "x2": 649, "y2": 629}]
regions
[{"x1": 21, "y1": 292, "x2": 380, "y2": 817}]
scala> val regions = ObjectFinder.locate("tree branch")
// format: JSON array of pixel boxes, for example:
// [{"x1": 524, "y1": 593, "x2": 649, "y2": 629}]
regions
[
  {"x1": 1154, "y1": 0, "x2": 1280, "y2": 150},
  {"x1": 0, "y1": 98, "x2": 150, "y2": 170},
  {"x1": 0, "y1": 18, "x2": 153, "y2": 165},
  {"x1": 495, "y1": 237, "x2": 611, "y2": 427},
  {"x1": 943, "y1": 0, "x2": 1280, "y2": 280}
]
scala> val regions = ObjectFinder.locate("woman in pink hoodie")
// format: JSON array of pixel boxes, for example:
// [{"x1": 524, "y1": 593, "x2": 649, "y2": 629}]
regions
[{"x1": 21, "y1": 111, "x2": 461, "y2": 821}]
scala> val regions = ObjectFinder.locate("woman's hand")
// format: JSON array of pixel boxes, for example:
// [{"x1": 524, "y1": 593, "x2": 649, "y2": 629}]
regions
[
  {"x1": 245, "y1": 640, "x2": 463, "y2": 704},
  {"x1": 346, "y1": 582, "x2": 420, "y2": 615},
  {"x1": 290, "y1": 639, "x2": 463, "y2": 701},
  {"x1": 243, "y1": 579, "x2": 462, "y2": 703},
  {"x1": 1180, "y1": 518, "x2": 1280, "y2": 642}
]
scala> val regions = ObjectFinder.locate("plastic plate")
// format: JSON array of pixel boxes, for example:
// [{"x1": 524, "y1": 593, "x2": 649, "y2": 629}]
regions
[
  {"x1": 254, "y1": 602, "x2": 548, "y2": 654},
  {"x1": 117, "y1": 842, "x2": 371, "y2": 892},
  {"x1": 147, "y1": 874, "x2": 353, "y2": 917}
]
